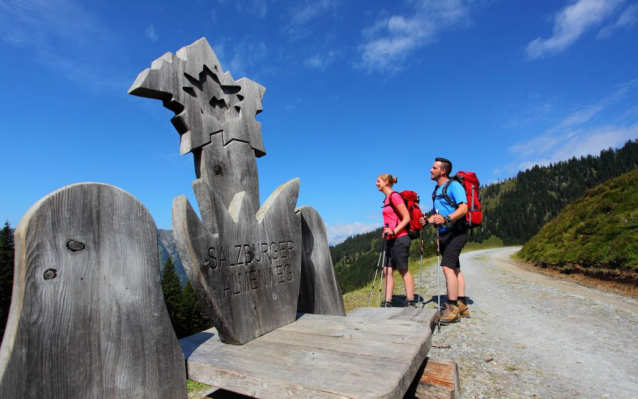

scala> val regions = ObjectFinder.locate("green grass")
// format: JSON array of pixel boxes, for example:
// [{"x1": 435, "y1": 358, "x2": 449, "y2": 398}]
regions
[
  {"x1": 517, "y1": 169, "x2": 638, "y2": 273},
  {"x1": 343, "y1": 255, "x2": 439, "y2": 313},
  {"x1": 464, "y1": 235, "x2": 504, "y2": 251},
  {"x1": 343, "y1": 237, "x2": 506, "y2": 313},
  {"x1": 187, "y1": 379, "x2": 211, "y2": 393}
]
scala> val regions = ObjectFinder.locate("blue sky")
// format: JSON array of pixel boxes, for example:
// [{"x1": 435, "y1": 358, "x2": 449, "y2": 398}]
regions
[{"x1": 1, "y1": 0, "x2": 637, "y2": 244}]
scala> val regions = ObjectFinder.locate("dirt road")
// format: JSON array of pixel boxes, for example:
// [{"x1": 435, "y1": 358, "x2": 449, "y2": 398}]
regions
[{"x1": 421, "y1": 247, "x2": 638, "y2": 398}]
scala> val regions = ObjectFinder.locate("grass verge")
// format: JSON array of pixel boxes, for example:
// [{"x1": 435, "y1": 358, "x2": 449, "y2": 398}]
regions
[{"x1": 343, "y1": 239, "x2": 505, "y2": 313}]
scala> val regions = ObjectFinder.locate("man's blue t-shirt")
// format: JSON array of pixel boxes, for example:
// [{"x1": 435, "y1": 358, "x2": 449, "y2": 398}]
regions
[{"x1": 433, "y1": 180, "x2": 467, "y2": 233}]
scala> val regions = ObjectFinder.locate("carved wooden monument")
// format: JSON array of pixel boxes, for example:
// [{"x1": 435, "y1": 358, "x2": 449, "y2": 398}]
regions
[{"x1": 129, "y1": 38, "x2": 343, "y2": 345}]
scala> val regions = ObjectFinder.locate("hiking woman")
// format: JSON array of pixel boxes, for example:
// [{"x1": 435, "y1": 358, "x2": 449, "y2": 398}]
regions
[{"x1": 376, "y1": 173, "x2": 416, "y2": 307}]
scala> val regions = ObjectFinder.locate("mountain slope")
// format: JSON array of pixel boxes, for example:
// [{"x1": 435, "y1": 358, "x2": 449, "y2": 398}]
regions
[
  {"x1": 474, "y1": 140, "x2": 638, "y2": 245},
  {"x1": 158, "y1": 229, "x2": 187, "y2": 286},
  {"x1": 518, "y1": 168, "x2": 638, "y2": 283}
]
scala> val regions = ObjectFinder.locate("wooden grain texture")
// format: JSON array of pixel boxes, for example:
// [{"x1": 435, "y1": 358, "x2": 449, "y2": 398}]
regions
[
  {"x1": 128, "y1": 38, "x2": 266, "y2": 158},
  {"x1": 180, "y1": 313, "x2": 432, "y2": 398},
  {"x1": 0, "y1": 183, "x2": 187, "y2": 399},
  {"x1": 348, "y1": 307, "x2": 439, "y2": 331},
  {"x1": 129, "y1": 38, "x2": 266, "y2": 214},
  {"x1": 173, "y1": 178, "x2": 302, "y2": 345},
  {"x1": 414, "y1": 358, "x2": 460, "y2": 399},
  {"x1": 130, "y1": 38, "x2": 307, "y2": 344},
  {"x1": 297, "y1": 206, "x2": 346, "y2": 316}
]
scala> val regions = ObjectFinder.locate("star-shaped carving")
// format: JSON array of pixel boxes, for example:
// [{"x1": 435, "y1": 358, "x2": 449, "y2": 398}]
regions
[{"x1": 129, "y1": 38, "x2": 266, "y2": 157}]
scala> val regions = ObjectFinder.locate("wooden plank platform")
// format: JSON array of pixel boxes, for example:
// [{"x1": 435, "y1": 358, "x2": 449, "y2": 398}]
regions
[
  {"x1": 180, "y1": 313, "x2": 434, "y2": 398},
  {"x1": 347, "y1": 308, "x2": 458, "y2": 399},
  {"x1": 348, "y1": 307, "x2": 439, "y2": 331}
]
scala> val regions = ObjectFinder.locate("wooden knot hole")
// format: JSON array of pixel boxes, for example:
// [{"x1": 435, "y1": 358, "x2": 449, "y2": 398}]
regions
[
  {"x1": 66, "y1": 240, "x2": 86, "y2": 252},
  {"x1": 213, "y1": 165, "x2": 223, "y2": 176},
  {"x1": 43, "y1": 269, "x2": 58, "y2": 280}
]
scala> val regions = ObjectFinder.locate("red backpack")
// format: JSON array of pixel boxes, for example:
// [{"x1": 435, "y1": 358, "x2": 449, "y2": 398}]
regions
[
  {"x1": 386, "y1": 190, "x2": 424, "y2": 239},
  {"x1": 432, "y1": 171, "x2": 483, "y2": 229}
]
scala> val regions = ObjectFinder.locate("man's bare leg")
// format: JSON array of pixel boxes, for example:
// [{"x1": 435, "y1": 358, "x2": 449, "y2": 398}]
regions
[
  {"x1": 442, "y1": 265, "x2": 458, "y2": 300},
  {"x1": 456, "y1": 269, "x2": 465, "y2": 297}
]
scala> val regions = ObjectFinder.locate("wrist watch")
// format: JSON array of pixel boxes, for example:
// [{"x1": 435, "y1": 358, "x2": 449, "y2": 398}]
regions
[{"x1": 444, "y1": 216, "x2": 452, "y2": 224}]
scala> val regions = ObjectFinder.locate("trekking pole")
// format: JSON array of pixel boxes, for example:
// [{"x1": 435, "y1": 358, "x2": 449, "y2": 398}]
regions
[
  {"x1": 418, "y1": 228, "x2": 424, "y2": 306},
  {"x1": 380, "y1": 223, "x2": 388, "y2": 307},
  {"x1": 436, "y1": 210, "x2": 441, "y2": 332},
  {"x1": 368, "y1": 251, "x2": 383, "y2": 307}
]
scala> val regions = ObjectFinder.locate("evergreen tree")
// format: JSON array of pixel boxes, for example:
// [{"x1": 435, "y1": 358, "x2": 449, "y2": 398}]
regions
[
  {"x1": 0, "y1": 221, "x2": 15, "y2": 341},
  {"x1": 179, "y1": 281, "x2": 212, "y2": 337},
  {"x1": 161, "y1": 257, "x2": 184, "y2": 338}
]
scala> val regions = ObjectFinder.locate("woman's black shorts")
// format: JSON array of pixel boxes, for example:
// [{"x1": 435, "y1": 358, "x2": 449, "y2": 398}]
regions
[
  {"x1": 384, "y1": 235, "x2": 411, "y2": 271},
  {"x1": 439, "y1": 230, "x2": 468, "y2": 269}
]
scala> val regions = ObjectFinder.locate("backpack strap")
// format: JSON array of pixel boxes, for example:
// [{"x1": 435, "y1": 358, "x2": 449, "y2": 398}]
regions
[
  {"x1": 432, "y1": 180, "x2": 456, "y2": 210},
  {"x1": 384, "y1": 191, "x2": 403, "y2": 214}
]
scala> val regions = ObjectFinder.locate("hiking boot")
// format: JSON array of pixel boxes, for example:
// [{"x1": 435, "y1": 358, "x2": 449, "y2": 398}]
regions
[
  {"x1": 457, "y1": 299, "x2": 470, "y2": 318},
  {"x1": 439, "y1": 303, "x2": 461, "y2": 325},
  {"x1": 381, "y1": 300, "x2": 393, "y2": 308},
  {"x1": 406, "y1": 299, "x2": 417, "y2": 308}
]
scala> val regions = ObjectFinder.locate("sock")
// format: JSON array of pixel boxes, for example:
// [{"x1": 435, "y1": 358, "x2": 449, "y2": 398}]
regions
[
  {"x1": 458, "y1": 296, "x2": 466, "y2": 304},
  {"x1": 448, "y1": 299, "x2": 458, "y2": 307}
]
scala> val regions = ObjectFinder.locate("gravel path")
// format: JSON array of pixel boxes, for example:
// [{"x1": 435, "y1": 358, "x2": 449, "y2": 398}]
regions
[{"x1": 418, "y1": 247, "x2": 638, "y2": 399}]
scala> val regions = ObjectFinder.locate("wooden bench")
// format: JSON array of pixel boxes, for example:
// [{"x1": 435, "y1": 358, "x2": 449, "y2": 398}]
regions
[
  {"x1": 348, "y1": 306, "x2": 439, "y2": 330},
  {"x1": 349, "y1": 307, "x2": 459, "y2": 399},
  {"x1": 181, "y1": 313, "x2": 434, "y2": 398}
]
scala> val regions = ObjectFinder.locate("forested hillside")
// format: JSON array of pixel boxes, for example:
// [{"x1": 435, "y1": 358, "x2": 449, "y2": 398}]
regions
[
  {"x1": 474, "y1": 140, "x2": 638, "y2": 245},
  {"x1": 518, "y1": 168, "x2": 638, "y2": 283},
  {"x1": 330, "y1": 140, "x2": 638, "y2": 294}
]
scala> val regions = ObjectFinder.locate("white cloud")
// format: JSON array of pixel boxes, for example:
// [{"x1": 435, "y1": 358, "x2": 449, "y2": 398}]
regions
[
  {"x1": 598, "y1": 3, "x2": 638, "y2": 38},
  {"x1": 556, "y1": 105, "x2": 603, "y2": 128},
  {"x1": 213, "y1": 37, "x2": 268, "y2": 78},
  {"x1": 325, "y1": 222, "x2": 379, "y2": 246},
  {"x1": 506, "y1": 80, "x2": 638, "y2": 134},
  {"x1": 286, "y1": 0, "x2": 340, "y2": 40},
  {"x1": 304, "y1": 50, "x2": 340, "y2": 70},
  {"x1": 554, "y1": 79, "x2": 638, "y2": 129},
  {"x1": 507, "y1": 79, "x2": 638, "y2": 172},
  {"x1": 525, "y1": 0, "x2": 623, "y2": 60},
  {"x1": 502, "y1": 95, "x2": 563, "y2": 129},
  {"x1": 235, "y1": 0, "x2": 267, "y2": 18},
  {"x1": 145, "y1": 25, "x2": 158, "y2": 41},
  {"x1": 513, "y1": 124, "x2": 638, "y2": 171},
  {"x1": 289, "y1": 0, "x2": 339, "y2": 25},
  {"x1": 0, "y1": 0, "x2": 125, "y2": 94},
  {"x1": 357, "y1": 0, "x2": 474, "y2": 73}
]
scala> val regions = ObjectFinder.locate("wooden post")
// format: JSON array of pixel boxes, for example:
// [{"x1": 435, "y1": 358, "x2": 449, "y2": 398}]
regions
[{"x1": 0, "y1": 183, "x2": 187, "y2": 398}]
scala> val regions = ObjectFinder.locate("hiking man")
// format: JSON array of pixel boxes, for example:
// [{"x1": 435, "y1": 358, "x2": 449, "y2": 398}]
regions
[{"x1": 419, "y1": 157, "x2": 469, "y2": 325}]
